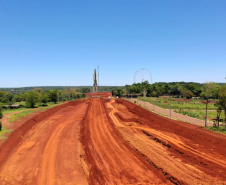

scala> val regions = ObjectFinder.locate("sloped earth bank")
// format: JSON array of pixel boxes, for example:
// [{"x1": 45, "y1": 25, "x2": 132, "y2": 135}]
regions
[
  {"x1": 108, "y1": 99, "x2": 226, "y2": 184},
  {"x1": 0, "y1": 100, "x2": 89, "y2": 185}
]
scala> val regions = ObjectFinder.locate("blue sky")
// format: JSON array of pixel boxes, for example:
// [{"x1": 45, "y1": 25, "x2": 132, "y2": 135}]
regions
[{"x1": 1, "y1": 0, "x2": 226, "y2": 87}]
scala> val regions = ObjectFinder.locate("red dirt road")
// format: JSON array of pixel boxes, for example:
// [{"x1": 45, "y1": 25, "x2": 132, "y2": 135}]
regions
[
  {"x1": 0, "y1": 100, "x2": 89, "y2": 185},
  {"x1": 0, "y1": 95, "x2": 226, "y2": 185},
  {"x1": 81, "y1": 98, "x2": 167, "y2": 184}
]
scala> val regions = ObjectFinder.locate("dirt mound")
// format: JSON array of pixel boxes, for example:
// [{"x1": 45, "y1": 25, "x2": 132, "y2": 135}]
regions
[
  {"x1": 115, "y1": 112, "x2": 135, "y2": 122},
  {"x1": 86, "y1": 92, "x2": 112, "y2": 98},
  {"x1": 118, "y1": 99, "x2": 226, "y2": 156},
  {"x1": 0, "y1": 100, "x2": 84, "y2": 168},
  {"x1": 201, "y1": 100, "x2": 217, "y2": 104},
  {"x1": 173, "y1": 99, "x2": 192, "y2": 102},
  {"x1": 115, "y1": 99, "x2": 226, "y2": 183}
]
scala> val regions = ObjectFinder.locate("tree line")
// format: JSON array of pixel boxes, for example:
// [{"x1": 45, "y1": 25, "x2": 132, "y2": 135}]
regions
[
  {"x1": 124, "y1": 81, "x2": 224, "y2": 99},
  {"x1": 0, "y1": 88, "x2": 87, "y2": 108},
  {"x1": 123, "y1": 81, "x2": 226, "y2": 126}
]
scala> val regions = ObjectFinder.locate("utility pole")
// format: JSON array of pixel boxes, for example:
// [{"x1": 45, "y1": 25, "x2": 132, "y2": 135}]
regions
[{"x1": 205, "y1": 97, "x2": 208, "y2": 127}]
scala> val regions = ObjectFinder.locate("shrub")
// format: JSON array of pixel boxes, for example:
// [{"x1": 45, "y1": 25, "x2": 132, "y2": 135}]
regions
[
  {"x1": 0, "y1": 105, "x2": 3, "y2": 119},
  {"x1": 0, "y1": 121, "x2": 2, "y2": 131}
]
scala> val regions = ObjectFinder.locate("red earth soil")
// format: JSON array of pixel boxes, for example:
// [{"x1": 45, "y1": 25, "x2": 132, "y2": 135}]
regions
[
  {"x1": 201, "y1": 100, "x2": 217, "y2": 104},
  {"x1": 0, "y1": 100, "x2": 89, "y2": 185},
  {"x1": 112, "y1": 99, "x2": 226, "y2": 184},
  {"x1": 173, "y1": 99, "x2": 193, "y2": 102},
  {"x1": 81, "y1": 98, "x2": 168, "y2": 184},
  {"x1": 0, "y1": 95, "x2": 226, "y2": 184},
  {"x1": 86, "y1": 92, "x2": 112, "y2": 98}
]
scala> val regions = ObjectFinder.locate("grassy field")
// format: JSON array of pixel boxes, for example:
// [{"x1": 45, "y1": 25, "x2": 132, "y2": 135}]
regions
[
  {"x1": 139, "y1": 97, "x2": 217, "y2": 110},
  {"x1": 2, "y1": 102, "x2": 58, "y2": 114},
  {"x1": 0, "y1": 127, "x2": 12, "y2": 140},
  {"x1": 0, "y1": 103, "x2": 63, "y2": 141},
  {"x1": 174, "y1": 110, "x2": 225, "y2": 121},
  {"x1": 205, "y1": 126, "x2": 226, "y2": 134},
  {"x1": 139, "y1": 97, "x2": 225, "y2": 122},
  {"x1": 8, "y1": 103, "x2": 61, "y2": 122}
]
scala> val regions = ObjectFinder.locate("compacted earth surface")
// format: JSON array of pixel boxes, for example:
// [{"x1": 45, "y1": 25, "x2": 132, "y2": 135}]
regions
[{"x1": 0, "y1": 93, "x2": 226, "y2": 185}]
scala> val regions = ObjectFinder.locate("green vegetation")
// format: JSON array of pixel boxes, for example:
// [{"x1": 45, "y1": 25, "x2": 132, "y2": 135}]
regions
[
  {"x1": 0, "y1": 82, "x2": 225, "y2": 131},
  {"x1": 112, "y1": 88, "x2": 124, "y2": 97},
  {"x1": 216, "y1": 85, "x2": 226, "y2": 125},
  {"x1": 8, "y1": 104, "x2": 61, "y2": 122},
  {"x1": 174, "y1": 110, "x2": 225, "y2": 120},
  {"x1": 124, "y1": 81, "x2": 224, "y2": 99},
  {"x1": 139, "y1": 97, "x2": 225, "y2": 123},
  {"x1": 0, "y1": 87, "x2": 89, "y2": 110},
  {"x1": 8, "y1": 109, "x2": 37, "y2": 122},
  {"x1": 0, "y1": 127, "x2": 12, "y2": 140},
  {"x1": 0, "y1": 105, "x2": 3, "y2": 131},
  {"x1": 3, "y1": 107, "x2": 28, "y2": 114},
  {"x1": 139, "y1": 97, "x2": 217, "y2": 110},
  {"x1": 26, "y1": 91, "x2": 40, "y2": 108},
  {"x1": 0, "y1": 105, "x2": 3, "y2": 119},
  {"x1": 205, "y1": 126, "x2": 226, "y2": 134},
  {"x1": 126, "y1": 82, "x2": 226, "y2": 130}
]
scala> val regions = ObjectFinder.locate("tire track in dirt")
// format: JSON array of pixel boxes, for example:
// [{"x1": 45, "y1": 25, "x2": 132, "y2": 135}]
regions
[
  {"x1": 39, "y1": 115, "x2": 83, "y2": 185},
  {"x1": 81, "y1": 98, "x2": 168, "y2": 184},
  {"x1": 0, "y1": 101, "x2": 89, "y2": 185},
  {"x1": 108, "y1": 100, "x2": 226, "y2": 184}
]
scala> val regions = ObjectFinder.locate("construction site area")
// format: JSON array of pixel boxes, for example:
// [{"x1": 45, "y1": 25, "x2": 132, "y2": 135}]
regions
[{"x1": 0, "y1": 91, "x2": 226, "y2": 185}]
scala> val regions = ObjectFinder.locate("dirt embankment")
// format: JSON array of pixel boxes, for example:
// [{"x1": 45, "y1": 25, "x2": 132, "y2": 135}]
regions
[
  {"x1": 0, "y1": 100, "x2": 89, "y2": 185},
  {"x1": 118, "y1": 99, "x2": 226, "y2": 156},
  {"x1": 86, "y1": 92, "x2": 112, "y2": 98},
  {"x1": 112, "y1": 99, "x2": 226, "y2": 184}
]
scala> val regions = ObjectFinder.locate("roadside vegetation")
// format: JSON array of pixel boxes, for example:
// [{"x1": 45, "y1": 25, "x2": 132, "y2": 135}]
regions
[
  {"x1": 0, "y1": 83, "x2": 225, "y2": 134},
  {"x1": 124, "y1": 82, "x2": 226, "y2": 133},
  {"x1": 8, "y1": 103, "x2": 61, "y2": 122},
  {"x1": 0, "y1": 127, "x2": 12, "y2": 140},
  {"x1": 0, "y1": 104, "x2": 3, "y2": 131},
  {"x1": 205, "y1": 126, "x2": 226, "y2": 134},
  {"x1": 0, "y1": 87, "x2": 89, "y2": 137}
]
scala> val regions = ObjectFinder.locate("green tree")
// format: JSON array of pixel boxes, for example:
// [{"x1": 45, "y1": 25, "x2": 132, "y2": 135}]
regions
[
  {"x1": 0, "y1": 104, "x2": 3, "y2": 119},
  {"x1": 26, "y1": 91, "x2": 40, "y2": 108},
  {"x1": 41, "y1": 94, "x2": 49, "y2": 105},
  {"x1": 76, "y1": 93, "x2": 82, "y2": 99},
  {"x1": 217, "y1": 85, "x2": 226, "y2": 125},
  {"x1": 13, "y1": 94, "x2": 23, "y2": 102},
  {"x1": 115, "y1": 88, "x2": 123, "y2": 97},
  {"x1": 180, "y1": 88, "x2": 194, "y2": 99},
  {"x1": 6, "y1": 93, "x2": 14, "y2": 105},
  {"x1": 202, "y1": 82, "x2": 217, "y2": 127},
  {"x1": 0, "y1": 91, "x2": 7, "y2": 103},
  {"x1": 49, "y1": 90, "x2": 59, "y2": 104},
  {"x1": 0, "y1": 105, "x2": 2, "y2": 131}
]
